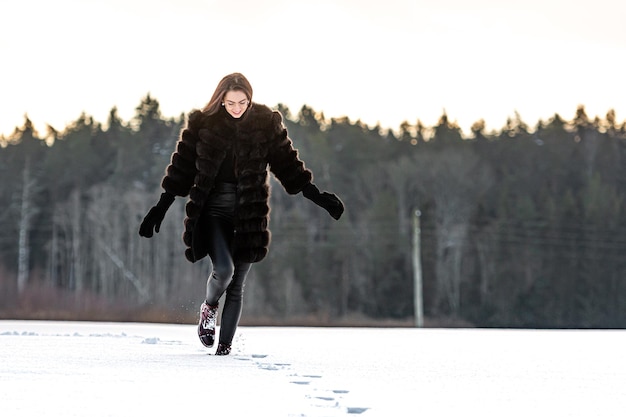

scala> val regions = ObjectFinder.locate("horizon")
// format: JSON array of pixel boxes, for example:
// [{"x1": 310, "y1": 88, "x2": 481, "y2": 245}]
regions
[{"x1": 1, "y1": 93, "x2": 617, "y2": 141}]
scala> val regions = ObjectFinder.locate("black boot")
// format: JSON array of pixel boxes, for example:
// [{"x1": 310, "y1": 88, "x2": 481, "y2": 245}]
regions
[
  {"x1": 198, "y1": 301, "x2": 218, "y2": 348},
  {"x1": 215, "y1": 343, "x2": 231, "y2": 356}
]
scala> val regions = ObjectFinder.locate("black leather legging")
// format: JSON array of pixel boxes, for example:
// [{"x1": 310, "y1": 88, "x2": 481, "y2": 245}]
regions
[{"x1": 203, "y1": 183, "x2": 251, "y2": 346}]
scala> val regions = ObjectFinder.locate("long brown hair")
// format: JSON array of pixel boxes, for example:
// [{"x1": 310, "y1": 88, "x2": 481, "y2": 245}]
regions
[{"x1": 202, "y1": 73, "x2": 253, "y2": 115}]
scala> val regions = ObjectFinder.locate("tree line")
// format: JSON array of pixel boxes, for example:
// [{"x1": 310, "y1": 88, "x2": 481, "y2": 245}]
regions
[{"x1": 1, "y1": 96, "x2": 625, "y2": 328}]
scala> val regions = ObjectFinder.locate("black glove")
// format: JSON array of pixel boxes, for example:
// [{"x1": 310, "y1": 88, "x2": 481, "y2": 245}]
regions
[
  {"x1": 302, "y1": 183, "x2": 344, "y2": 220},
  {"x1": 139, "y1": 192, "x2": 176, "y2": 237}
]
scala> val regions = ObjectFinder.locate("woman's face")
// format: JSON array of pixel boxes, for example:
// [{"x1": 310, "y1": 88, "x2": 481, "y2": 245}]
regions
[{"x1": 223, "y1": 90, "x2": 249, "y2": 118}]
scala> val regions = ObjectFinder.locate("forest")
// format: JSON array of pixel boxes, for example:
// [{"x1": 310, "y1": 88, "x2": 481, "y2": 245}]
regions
[{"x1": 1, "y1": 95, "x2": 625, "y2": 328}]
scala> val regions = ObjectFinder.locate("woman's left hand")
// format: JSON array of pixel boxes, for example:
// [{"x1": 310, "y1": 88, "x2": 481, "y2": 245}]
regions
[
  {"x1": 316, "y1": 191, "x2": 344, "y2": 220},
  {"x1": 303, "y1": 184, "x2": 344, "y2": 220}
]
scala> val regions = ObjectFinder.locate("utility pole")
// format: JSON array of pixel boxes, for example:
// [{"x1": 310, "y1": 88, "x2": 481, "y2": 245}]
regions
[{"x1": 413, "y1": 209, "x2": 424, "y2": 327}]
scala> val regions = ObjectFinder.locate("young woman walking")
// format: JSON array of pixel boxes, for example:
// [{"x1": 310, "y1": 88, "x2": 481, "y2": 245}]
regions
[{"x1": 139, "y1": 73, "x2": 344, "y2": 355}]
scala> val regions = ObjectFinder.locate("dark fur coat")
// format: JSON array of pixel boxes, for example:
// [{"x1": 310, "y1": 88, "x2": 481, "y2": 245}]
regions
[{"x1": 161, "y1": 104, "x2": 312, "y2": 263}]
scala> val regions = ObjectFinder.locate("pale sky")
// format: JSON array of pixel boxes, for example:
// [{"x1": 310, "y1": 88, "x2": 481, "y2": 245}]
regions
[{"x1": 1, "y1": 0, "x2": 625, "y2": 138}]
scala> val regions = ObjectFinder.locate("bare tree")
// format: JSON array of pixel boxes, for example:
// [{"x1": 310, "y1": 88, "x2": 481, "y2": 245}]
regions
[
  {"x1": 416, "y1": 148, "x2": 493, "y2": 316},
  {"x1": 17, "y1": 157, "x2": 39, "y2": 294},
  {"x1": 69, "y1": 190, "x2": 85, "y2": 293},
  {"x1": 88, "y1": 185, "x2": 149, "y2": 303}
]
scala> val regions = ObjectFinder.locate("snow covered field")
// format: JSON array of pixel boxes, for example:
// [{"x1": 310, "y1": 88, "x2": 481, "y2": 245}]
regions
[{"x1": 1, "y1": 321, "x2": 624, "y2": 417}]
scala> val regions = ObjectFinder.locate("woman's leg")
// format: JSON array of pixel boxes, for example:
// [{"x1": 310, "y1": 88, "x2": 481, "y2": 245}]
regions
[
  {"x1": 204, "y1": 215, "x2": 252, "y2": 347},
  {"x1": 219, "y1": 261, "x2": 251, "y2": 346},
  {"x1": 204, "y1": 215, "x2": 236, "y2": 305}
]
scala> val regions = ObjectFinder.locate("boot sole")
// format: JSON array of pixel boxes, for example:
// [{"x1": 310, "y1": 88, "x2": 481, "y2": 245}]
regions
[{"x1": 199, "y1": 334, "x2": 215, "y2": 348}]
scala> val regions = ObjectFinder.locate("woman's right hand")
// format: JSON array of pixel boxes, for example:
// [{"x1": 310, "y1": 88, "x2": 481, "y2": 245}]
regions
[
  {"x1": 139, "y1": 205, "x2": 168, "y2": 237},
  {"x1": 138, "y1": 192, "x2": 175, "y2": 237}
]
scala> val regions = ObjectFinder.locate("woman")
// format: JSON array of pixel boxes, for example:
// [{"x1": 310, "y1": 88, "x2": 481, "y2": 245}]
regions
[{"x1": 139, "y1": 73, "x2": 344, "y2": 355}]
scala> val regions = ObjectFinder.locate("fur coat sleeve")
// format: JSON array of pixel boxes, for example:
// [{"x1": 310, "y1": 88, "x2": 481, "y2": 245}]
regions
[
  {"x1": 267, "y1": 111, "x2": 313, "y2": 193},
  {"x1": 160, "y1": 110, "x2": 203, "y2": 197}
]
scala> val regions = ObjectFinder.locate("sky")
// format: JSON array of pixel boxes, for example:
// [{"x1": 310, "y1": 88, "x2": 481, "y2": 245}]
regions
[
  {"x1": 2, "y1": 320, "x2": 625, "y2": 416},
  {"x1": 1, "y1": 0, "x2": 625, "y2": 139}
]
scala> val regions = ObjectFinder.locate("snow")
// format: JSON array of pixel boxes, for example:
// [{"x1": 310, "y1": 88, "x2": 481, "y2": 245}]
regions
[{"x1": 1, "y1": 321, "x2": 625, "y2": 417}]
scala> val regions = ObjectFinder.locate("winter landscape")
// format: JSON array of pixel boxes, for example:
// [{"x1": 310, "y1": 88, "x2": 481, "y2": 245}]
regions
[{"x1": 1, "y1": 320, "x2": 624, "y2": 417}]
